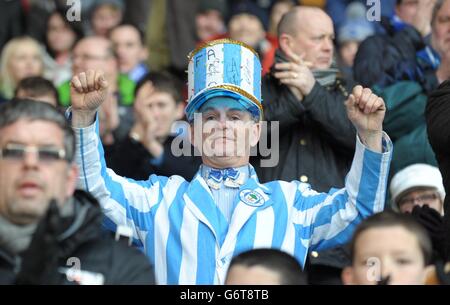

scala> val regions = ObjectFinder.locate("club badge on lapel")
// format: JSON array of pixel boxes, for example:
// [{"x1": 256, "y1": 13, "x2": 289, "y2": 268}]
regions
[{"x1": 239, "y1": 189, "x2": 264, "y2": 207}]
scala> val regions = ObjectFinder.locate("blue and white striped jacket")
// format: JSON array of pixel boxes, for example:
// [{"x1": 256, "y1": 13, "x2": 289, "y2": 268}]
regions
[{"x1": 74, "y1": 121, "x2": 392, "y2": 285}]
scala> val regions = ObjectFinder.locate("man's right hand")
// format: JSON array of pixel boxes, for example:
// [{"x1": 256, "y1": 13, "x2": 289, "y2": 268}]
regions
[
  {"x1": 132, "y1": 88, "x2": 164, "y2": 158},
  {"x1": 70, "y1": 70, "x2": 109, "y2": 127},
  {"x1": 273, "y1": 47, "x2": 315, "y2": 101},
  {"x1": 412, "y1": 0, "x2": 436, "y2": 37}
]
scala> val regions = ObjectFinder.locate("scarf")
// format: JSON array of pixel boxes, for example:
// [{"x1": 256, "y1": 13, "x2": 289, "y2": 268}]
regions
[
  {"x1": 0, "y1": 199, "x2": 74, "y2": 255},
  {"x1": 0, "y1": 216, "x2": 36, "y2": 255},
  {"x1": 313, "y1": 68, "x2": 340, "y2": 87}
]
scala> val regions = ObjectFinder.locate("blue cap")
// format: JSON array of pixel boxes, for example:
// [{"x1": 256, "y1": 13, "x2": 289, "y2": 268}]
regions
[
  {"x1": 338, "y1": 20, "x2": 374, "y2": 44},
  {"x1": 337, "y1": 2, "x2": 374, "y2": 44}
]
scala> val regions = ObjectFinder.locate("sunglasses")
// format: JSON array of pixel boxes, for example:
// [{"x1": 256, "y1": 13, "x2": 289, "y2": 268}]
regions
[
  {"x1": 0, "y1": 143, "x2": 67, "y2": 163},
  {"x1": 398, "y1": 192, "x2": 440, "y2": 207}
]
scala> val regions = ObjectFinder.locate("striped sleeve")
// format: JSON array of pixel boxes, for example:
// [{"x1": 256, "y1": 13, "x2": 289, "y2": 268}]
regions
[
  {"x1": 293, "y1": 132, "x2": 393, "y2": 252},
  {"x1": 73, "y1": 119, "x2": 168, "y2": 246}
]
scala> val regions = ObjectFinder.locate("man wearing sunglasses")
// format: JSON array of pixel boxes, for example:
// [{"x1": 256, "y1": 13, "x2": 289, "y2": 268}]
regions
[{"x1": 0, "y1": 99, "x2": 154, "y2": 284}]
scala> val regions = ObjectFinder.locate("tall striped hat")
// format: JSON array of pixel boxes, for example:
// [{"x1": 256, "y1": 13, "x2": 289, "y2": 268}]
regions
[{"x1": 185, "y1": 39, "x2": 263, "y2": 121}]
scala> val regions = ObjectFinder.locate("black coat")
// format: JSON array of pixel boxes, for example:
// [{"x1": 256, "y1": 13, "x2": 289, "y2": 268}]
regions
[
  {"x1": 0, "y1": 191, "x2": 155, "y2": 285},
  {"x1": 304, "y1": 245, "x2": 351, "y2": 285},
  {"x1": 105, "y1": 135, "x2": 201, "y2": 181},
  {"x1": 426, "y1": 80, "x2": 450, "y2": 261},
  {"x1": 254, "y1": 66, "x2": 356, "y2": 192}
]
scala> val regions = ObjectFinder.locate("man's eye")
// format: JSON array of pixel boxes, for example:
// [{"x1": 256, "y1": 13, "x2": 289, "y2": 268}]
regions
[
  {"x1": 230, "y1": 116, "x2": 240, "y2": 121},
  {"x1": 39, "y1": 150, "x2": 60, "y2": 161},
  {"x1": 396, "y1": 258, "x2": 412, "y2": 265},
  {"x1": 205, "y1": 115, "x2": 216, "y2": 121},
  {"x1": 3, "y1": 148, "x2": 24, "y2": 159}
]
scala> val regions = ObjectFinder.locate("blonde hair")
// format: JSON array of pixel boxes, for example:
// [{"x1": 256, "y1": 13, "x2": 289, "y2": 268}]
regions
[{"x1": 0, "y1": 36, "x2": 44, "y2": 99}]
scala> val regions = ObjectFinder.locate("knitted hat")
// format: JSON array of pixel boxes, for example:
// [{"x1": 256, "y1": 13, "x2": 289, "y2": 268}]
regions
[{"x1": 390, "y1": 164, "x2": 445, "y2": 210}]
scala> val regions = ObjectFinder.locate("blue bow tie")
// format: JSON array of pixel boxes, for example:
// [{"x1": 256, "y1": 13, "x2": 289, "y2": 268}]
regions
[
  {"x1": 206, "y1": 168, "x2": 245, "y2": 190},
  {"x1": 208, "y1": 168, "x2": 240, "y2": 184}
]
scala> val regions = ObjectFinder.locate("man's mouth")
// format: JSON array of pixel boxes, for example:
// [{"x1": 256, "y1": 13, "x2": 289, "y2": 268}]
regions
[
  {"x1": 318, "y1": 57, "x2": 331, "y2": 63},
  {"x1": 217, "y1": 137, "x2": 234, "y2": 142},
  {"x1": 18, "y1": 182, "x2": 43, "y2": 198}
]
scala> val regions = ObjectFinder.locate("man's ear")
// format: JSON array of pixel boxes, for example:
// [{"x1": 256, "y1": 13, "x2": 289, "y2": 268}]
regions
[
  {"x1": 279, "y1": 33, "x2": 293, "y2": 56},
  {"x1": 341, "y1": 267, "x2": 355, "y2": 285}
]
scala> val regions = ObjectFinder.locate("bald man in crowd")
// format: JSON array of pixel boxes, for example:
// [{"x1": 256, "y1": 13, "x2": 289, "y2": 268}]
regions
[{"x1": 256, "y1": 7, "x2": 357, "y2": 192}]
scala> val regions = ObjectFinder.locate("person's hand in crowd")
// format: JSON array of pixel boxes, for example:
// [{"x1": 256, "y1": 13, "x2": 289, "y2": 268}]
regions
[
  {"x1": 131, "y1": 84, "x2": 163, "y2": 158},
  {"x1": 98, "y1": 91, "x2": 120, "y2": 145},
  {"x1": 345, "y1": 86, "x2": 386, "y2": 152},
  {"x1": 98, "y1": 93, "x2": 120, "y2": 145},
  {"x1": 102, "y1": 93, "x2": 120, "y2": 133},
  {"x1": 273, "y1": 46, "x2": 315, "y2": 101},
  {"x1": 70, "y1": 69, "x2": 109, "y2": 128},
  {"x1": 411, "y1": 204, "x2": 446, "y2": 260},
  {"x1": 412, "y1": 0, "x2": 436, "y2": 37}
]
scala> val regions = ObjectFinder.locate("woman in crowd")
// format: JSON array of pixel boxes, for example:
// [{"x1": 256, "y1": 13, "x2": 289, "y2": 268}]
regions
[
  {"x1": 0, "y1": 36, "x2": 44, "y2": 100},
  {"x1": 43, "y1": 9, "x2": 83, "y2": 86}
]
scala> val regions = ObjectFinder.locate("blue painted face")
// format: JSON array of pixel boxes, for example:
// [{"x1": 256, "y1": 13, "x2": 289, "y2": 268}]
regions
[
  {"x1": 187, "y1": 93, "x2": 260, "y2": 122},
  {"x1": 199, "y1": 96, "x2": 248, "y2": 113},
  {"x1": 193, "y1": 96, "x2": 261, "y2": 162}
]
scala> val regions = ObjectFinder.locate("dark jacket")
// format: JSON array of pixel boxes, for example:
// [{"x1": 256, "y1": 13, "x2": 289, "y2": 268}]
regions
[
  {"x1": 304, "y1": 245, "x2": 351, "y2": 285},
  {"x1": 353, "y1": 16, "x2": 439, "y2": 93},
  {"x1": 0, "y1": 249, "x2": 16, "y2": 285},
  {"x1": 426, "y1": 80, "x2": 450, "y2": 261},
  {"x1": 0, "y1": 190, "x2": 155, "y2": 285},
  {"x1": 254, "y1": 58, "x2": 356, "y2": 192},
  {"x1": 105, "y1": 135, "x2": 201, "y2": 181}
]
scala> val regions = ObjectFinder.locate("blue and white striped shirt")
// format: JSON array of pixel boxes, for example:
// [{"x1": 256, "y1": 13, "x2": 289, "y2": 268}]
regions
[{"x1": 74, "y1": 120, "x2": 392, "y2": 285}]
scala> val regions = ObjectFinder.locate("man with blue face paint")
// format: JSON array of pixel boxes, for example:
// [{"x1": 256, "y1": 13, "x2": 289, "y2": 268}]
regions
[{"x1": 69, "y1": 39, "x2": 393, "y2": 285}]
